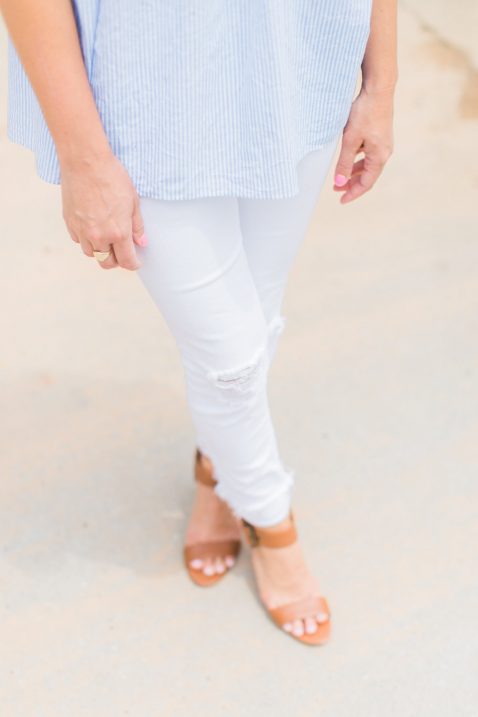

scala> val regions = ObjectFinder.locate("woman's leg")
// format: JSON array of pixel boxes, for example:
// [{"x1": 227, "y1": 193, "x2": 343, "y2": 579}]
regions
[
  {"x1": 135, "y1": 138, "x2": 339, "y2": 636},
  {"x1": 231, "y1": 136, "x2": 341, "y2": 638},
  {"x1": 238, "y1": 135, "x2": 341, "y2": 338},
  {"x1": 135, "y1": 196, "x2": 294, "y2": 528}
]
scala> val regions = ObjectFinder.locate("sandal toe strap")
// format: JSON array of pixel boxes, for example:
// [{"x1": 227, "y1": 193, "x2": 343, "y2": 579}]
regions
[
  {"x1": 184, "y1": 539, "x2": 241, "y2": 563},
  {"x1": 268, "y1": 595, "x2": 330, "y2": 625}
]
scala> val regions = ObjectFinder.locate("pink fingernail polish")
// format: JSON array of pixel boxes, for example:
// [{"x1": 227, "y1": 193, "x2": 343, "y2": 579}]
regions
[
  {"x1": 139, "y1": 233, "x2": 148, "y2": 246},
  {"x1": 335, "y1": 174, "x2": 348, "y2": 187}
]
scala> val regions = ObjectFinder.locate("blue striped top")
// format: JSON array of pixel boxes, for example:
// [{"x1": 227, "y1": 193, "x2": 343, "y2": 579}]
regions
[{"x1": 6, "y1": 1, "x2": 372, "y2": 200}]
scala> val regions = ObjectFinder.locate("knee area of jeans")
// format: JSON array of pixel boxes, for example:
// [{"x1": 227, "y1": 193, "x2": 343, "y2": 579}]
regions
[
  {"x1": 205, "y1": 340, "x2": 269, "y2": 403},
  {"x1": 204, "y1": 313, "x2": 286, "y2": 400}
]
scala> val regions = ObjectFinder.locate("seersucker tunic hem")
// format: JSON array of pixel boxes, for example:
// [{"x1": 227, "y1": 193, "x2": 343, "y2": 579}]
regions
[
  {"x1": 6, "y1": 1, "x2": 373, "y2": 201},
  {"x1": 6, "y1": 123, "x2": 348, "y2": 201}
]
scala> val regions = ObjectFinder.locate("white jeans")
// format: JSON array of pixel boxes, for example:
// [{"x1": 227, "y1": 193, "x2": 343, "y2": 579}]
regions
[{"x1": 136, "y1": 135, "x2": 340, "y2": 526}]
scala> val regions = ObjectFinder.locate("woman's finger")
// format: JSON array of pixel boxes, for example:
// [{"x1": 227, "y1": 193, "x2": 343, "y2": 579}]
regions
[
  {"x1": 349, "y1": 158, "x2": 366, "y2": 179},
  {"x1": 332, "y1": 158, "x2": 365, "y2": 191},
  {"x1": 340, "y1": 155, "x2": 382, "y2": 204},
  {"x1": 96, "y1": 244, "x2": 119, "y2": 269},
  {"x1": 79, "y1": 234, "x2": 94, "y2": 259},
  {"x1": 131, "y1": 194, "x2": 148, "y2": 248},
  {"x1": 111, "y1": 231, "x2": 142, "y2": 271},
  {"x1": 79, "y1": 234, "x2": 118, "y2": 269},
  {"x1": 333, "y1": 132, "x2": 364, "y2": 188},
  {"x1": 67, "y1": 227, "x2": 80, "y2": 244}
]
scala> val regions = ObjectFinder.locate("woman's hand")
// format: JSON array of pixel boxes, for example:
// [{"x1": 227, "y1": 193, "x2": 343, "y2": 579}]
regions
[
  {"x1": 60, "y1": 149, "x2": 148, "y2": 270},
  {"x1": 333, "y1": 85, "x2": 395, "y2": 204},
  {"x1": 1, "y1": 0, "x2": 147, "y2": 268}
]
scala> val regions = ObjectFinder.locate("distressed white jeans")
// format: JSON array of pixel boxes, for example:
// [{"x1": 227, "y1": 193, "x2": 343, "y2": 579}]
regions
[{"x1": 136, "y1": 134, "x2": 340, "y2": 526}]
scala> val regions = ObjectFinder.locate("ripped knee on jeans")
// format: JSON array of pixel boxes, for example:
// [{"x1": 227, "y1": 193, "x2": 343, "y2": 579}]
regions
[
  {"x1": 205, "y1": 314, "x2": 286, "y2": 400},
  {"x1": 206, "y1": 341, "x2": 268, "y2": 399}
]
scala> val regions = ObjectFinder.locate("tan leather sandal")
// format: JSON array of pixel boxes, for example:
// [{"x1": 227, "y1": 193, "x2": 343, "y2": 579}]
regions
[
  {"x1": 183, "y1": 448, "x2": 242, "y2": 587},
  {"x1": 241, "y1": 511, "x2": 331, "y2": 645}
]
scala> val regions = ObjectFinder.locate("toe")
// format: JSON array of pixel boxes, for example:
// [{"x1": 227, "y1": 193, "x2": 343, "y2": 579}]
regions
[
  {"x1": 316, "y1": 611, "x2": 329, "y2": 624},
  {"x1": 215, "y1": 557, "x2": 226, "y2": 574},
  {"x1": 224, "y1": 555, "x2": 235, "y2": 568},
  {"x1": 203, "y1": 559, "x2": 216, "y2": 576},
  {"x1": 190, "y1": 559, "x2": 203, "y2": 570},
  {"x1": 304, "y1": 617, "x2": 318, "y2": 634},
  {"x1": 292, "y1": 619, "x2": 304, "y2": 637},
  {"x1": 282, "y1": 622, "x2": 293, "y2": 633}
]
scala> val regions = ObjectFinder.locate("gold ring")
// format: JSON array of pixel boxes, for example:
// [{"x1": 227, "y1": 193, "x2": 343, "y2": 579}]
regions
[{"x1": 92, "y1": 247, "x2": 112, "y2": 263}]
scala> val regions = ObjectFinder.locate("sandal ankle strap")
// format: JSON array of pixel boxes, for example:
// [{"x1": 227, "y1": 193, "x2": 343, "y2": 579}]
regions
[
  {"x1": 194, "y1": 448, "x2": 218, "y2": 487},
  {"x1": 241, "y1": 511, "x2": 297, "y2": 548}
]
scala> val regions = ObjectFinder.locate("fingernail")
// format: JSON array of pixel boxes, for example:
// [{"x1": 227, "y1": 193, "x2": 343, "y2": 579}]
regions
[
  {"x1": 138, "y1": 233, "x2": 148, "y2": 247},
  {"x1": 334, "y1": 174, "x2": 348, "y2": 187}
]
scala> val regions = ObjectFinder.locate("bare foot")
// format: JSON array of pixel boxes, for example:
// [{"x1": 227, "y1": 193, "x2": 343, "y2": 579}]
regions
[
  {"x1": 185, "y1": 473, "x2": 242, "y2": 577},
  {"x1": 249, "y1": 515, "x2": 329, "y2": 637}
]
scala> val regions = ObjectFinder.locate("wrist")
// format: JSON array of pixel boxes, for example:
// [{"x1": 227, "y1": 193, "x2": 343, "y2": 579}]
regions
[
  {"x1": 360, "y1": 73, "x2": 398, "y2": 96},
  {"x1": 57, "y1": 140, "x2": 113, "y2": 172},
  {"x1": 56, "y1": 126, "x2": 113, "y2": 169}
]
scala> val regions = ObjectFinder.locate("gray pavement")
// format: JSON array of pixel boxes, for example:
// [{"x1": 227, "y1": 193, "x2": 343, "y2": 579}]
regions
[{"x1": 1, "y1": 3, "x2": 477, "y2": 716}]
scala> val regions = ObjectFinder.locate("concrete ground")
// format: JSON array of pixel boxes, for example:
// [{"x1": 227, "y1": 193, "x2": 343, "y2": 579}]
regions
[{"x1": 1, "y1": 3, "x2": 477, "y2": 716}]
